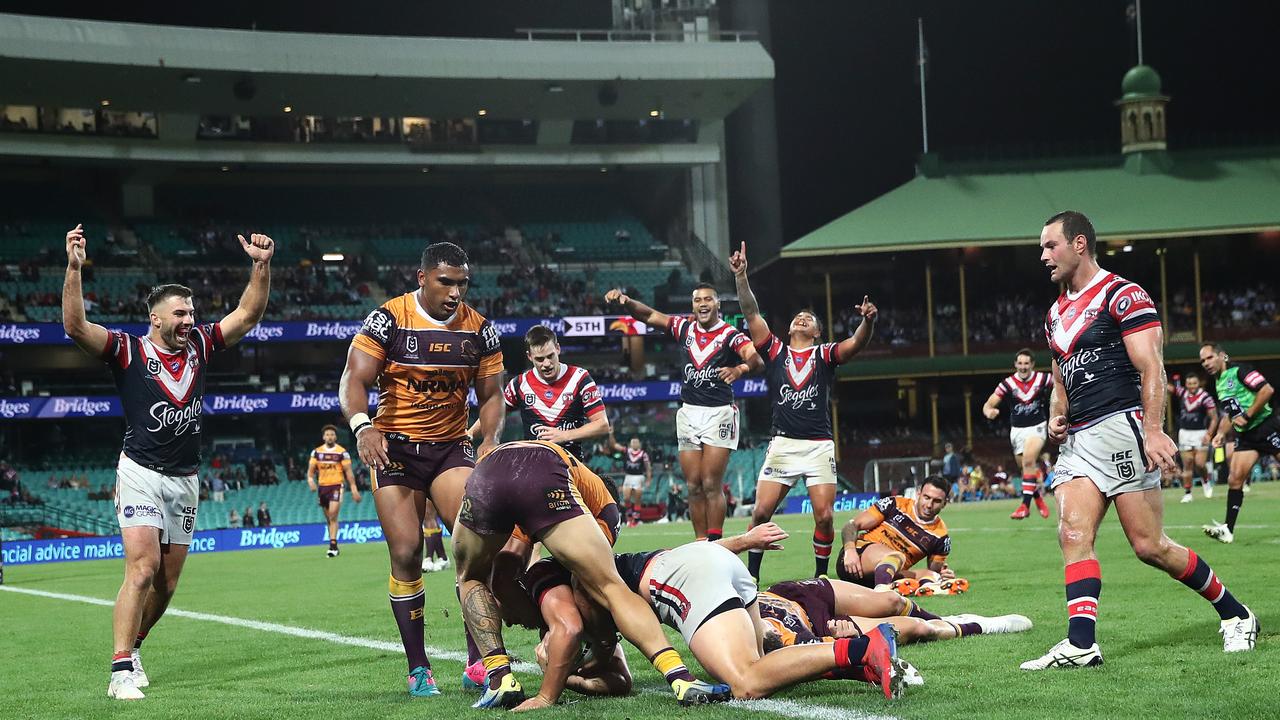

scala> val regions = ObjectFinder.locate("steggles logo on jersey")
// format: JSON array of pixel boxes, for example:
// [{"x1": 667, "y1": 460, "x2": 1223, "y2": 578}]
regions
[
  {"x1": 683, "y1": 363, "x2": 723, "y2": 388},
  {"x1": 778, "y1": 383, "x2": 820, "y2": 410},
  {"x1": 146, "y1": 399, "x2": 203, "y2": 435}
]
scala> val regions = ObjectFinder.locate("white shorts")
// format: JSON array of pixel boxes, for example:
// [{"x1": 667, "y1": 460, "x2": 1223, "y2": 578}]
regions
[
  {"x1": 1010, "y1": 422, "x2": 1048, "y2": 457},
  {"x1": 1051, "y1": 411, "x2": 1160, "y2": 498},
  {"x1": 646, "y1": 541, "x2": 758, "y2": 645},
  {"x1": 623, "y1": 474, "x2": 645, "y2": 491},
  {"x1": 757, "y1": 437, "x2": 837, "y2": 488},
  {"x1": 1178, "y1": 429, "x2": 1209, "y2": 452},
  {"x1": 114, "y1": 454, "x2": 199, "y2": 545},
  {"x1": 676, "y1": 404, "x2": 739, "y2": 452}
]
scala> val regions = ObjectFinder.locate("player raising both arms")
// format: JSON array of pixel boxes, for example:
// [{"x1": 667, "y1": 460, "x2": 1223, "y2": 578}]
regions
[
  {"x1": 1199, "y1": 342, "x2": 1280, "y2": 542},
  {"x1": 605, "y1": 284, "x2": 762, "y2": 541},
  {"x1": 608, "y1": 434, "x2": 651, "y2": 527},
  {"x1": 731, "y1": 241, "x2": 877, "y2": 581},
  {"x1": 62, "y1": 224, "x2": 274, "y2": 700},
  {"x1": 339, "y1": 241, "x2": 505, "y2": 698},
  {"x1": 982, "y1": 349, "x2": 1053, "y2": 520},
  {"x1": 307, "y1": 424, "x2": 362, "y2": 558},
  {"x1": 1022, "y1": 211, "x2": 1256, "y2": 671},
  {"x1": 1167, "y1": 371, "x2": 1218, "y2": 504}
]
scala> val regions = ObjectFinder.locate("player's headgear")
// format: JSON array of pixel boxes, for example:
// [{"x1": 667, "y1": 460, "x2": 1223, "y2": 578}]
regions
[
  {"x1": 421, "y1": 241, "x2": 469, "y2": 270},
  {"x1": 145, "y1": 284, "x2": 193, "y2": 312},
  {"x1": 524, "y1": 324, "x2": 558, "y2": 349},
  {"x1": 1044, "y1": 210, "x2": 1096, "y2": 256}
]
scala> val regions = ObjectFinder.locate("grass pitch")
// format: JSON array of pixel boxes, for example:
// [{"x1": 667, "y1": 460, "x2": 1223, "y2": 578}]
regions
[{"x1": 3, "y1": 485, "x2": 1277, "y2": 720}]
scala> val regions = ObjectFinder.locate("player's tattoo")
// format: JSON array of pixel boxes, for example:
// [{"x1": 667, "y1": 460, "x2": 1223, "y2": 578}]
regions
[
  {"x1": 840, "y1": 519, "x2": 861, "y2": 546},
  {"x1": 462, "y1": 584, "x2": 506, "y2": 654},
  {"x1": 735, "y1": 271, "x2": 760, "y2": 318}
]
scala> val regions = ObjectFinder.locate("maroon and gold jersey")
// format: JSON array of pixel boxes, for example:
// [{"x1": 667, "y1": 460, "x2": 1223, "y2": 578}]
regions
[
  {"x1": 309, "y1": 443, "x2": 352, "y2": 487},
  {"x1": 351, "y1": 293, "x2": 503, "y2": 443},
  {"x1": 858, "y1": 496, "x2": 951, "y2": 569}
]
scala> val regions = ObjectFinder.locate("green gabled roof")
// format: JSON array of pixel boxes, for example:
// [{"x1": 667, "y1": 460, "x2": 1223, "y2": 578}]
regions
[{"x1": 782, "y1": 148, "x2": 1280, "y2": 257}]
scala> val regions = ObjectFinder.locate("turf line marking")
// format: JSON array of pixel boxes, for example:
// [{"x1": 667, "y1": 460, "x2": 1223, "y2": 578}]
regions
[
  {"x1": 0, "y1": 585, "x2": 537, "y2": 671},
  {"x1": 4, "y1": 584, "x2": 902, "y2": 720}
]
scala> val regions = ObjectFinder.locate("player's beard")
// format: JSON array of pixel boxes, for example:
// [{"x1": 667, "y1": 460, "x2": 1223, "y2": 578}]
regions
[{"x1": 164, "y1": 323, "x2": 191, "y2": 350}]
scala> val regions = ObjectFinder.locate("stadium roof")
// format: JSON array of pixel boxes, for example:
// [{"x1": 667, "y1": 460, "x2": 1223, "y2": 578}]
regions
[
  {"x1": 0, "y1": 13, "x2": 773, "y2": 120},
  {"x1": 780, "y1": 147, "x2": 1280, "y2": 258}
]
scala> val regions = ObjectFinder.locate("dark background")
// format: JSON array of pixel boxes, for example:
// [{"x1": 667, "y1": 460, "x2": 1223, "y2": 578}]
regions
[{"x1": 3, "y1": 0, "x2": 1278, "y2": 242}]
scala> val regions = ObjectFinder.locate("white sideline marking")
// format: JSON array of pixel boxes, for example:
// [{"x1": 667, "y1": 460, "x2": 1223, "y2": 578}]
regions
[{"x1": 4, "y1": 585, "x2": 902, "y2": 720}]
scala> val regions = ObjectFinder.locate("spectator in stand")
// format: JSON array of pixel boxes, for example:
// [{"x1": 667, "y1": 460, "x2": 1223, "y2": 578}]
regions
[
  {"x1": 257, "y1": 502, "x2": 272, "y2": 527},
  {"x1": 941, "y1": 443, "x2": 961, "y2": 493},
  {"x1": 228, "y1": 508, "x2": 241, "y2": 528},
  {"x1": 211, "y1": 474, "x2": 225, "y2": 503},
  {"x1": 243, "y1": 506, "x2": 255, "y2": 528}
]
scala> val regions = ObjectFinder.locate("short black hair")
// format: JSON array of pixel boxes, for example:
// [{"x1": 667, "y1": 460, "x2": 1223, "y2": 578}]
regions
[
  {"x1": 525, "y1": 325, "x2": 558, "y2": 349},
  {"x1": 796, "y1": 308, "x2": 823, "y2": 333},
  {"x1": 1045, "y1": 210, "x2": 1097, "y2": 256},
  {"x1": 1016, "y1": 348, "x2": 1035, "y2": 362},
  {"x1": 145, "y1": 284, "x2": 193, "y2": 312},
  {"x1": 1200, "y1": 341, "x2": 1225, "y2": 354},
  {"x1": 692, "y1": 282, "x2": 718, "y2": 296},
  {"x1": 321, "y1": 424, "x2": 338, "y2": 435},
  {"x1": 421, "y1": 241, "x2": 469, "y2": 270},
  {"x1": 922, "y1": 475, "x2": 951, "y2": 496}
]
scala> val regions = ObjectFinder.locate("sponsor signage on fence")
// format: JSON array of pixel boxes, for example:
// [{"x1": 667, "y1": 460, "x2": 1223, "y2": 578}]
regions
[
  {"x1": 1, "y1": 521, "x2": 398, "y2": 566},
  {"x1": 782, "y1": 491, "x2": 878, "y2": 515},
  {"x1": 0, "y1": 318, "x2": 589, "y2": 345},
  {"x1": 0, "y1": 379, "x2": 767, "y2": 420}
]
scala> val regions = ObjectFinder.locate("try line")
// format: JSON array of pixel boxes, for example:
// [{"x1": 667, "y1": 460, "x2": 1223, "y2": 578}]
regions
[{"x1": 1, "y1": 584, "x2": 901, "y2": 720}]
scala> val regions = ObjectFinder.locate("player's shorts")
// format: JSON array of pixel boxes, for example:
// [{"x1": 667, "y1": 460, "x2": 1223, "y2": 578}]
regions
[
  {"x1": 1177, "y1": 429, "x2": 1209, "y2": 452},
  {"x1": 1051, "y1": 410, "x2": 1160, "y2": 497},
  {"x1": 1235, "y1": 414, "x2": 1280, "y2": 456},
  {"x1": 1009, "y1": 422, "x2": 1047, "y2": 457},
  {"x1": 766, "y1": 579, "x2": 844, "y2": 639},
  {"x1": 115, "y1": 453, "x2": 199, "y2": 545},
  {"x1": 833, "y1": 545, "x2": 875, "y2": 588},
  {"x1": 317, "y1": 484, "x2": 343, "y2": 507},
  {"x1": 646, "y1": 541, "x2": 758, "y2": 645},
  {"x1": 370, "y1": 437, "x2": 475, "y2": 493},
  {"x1": 623, "y1": 474, "x2": 645, "y2": 491},
  {"x1": 458, "y1": 444, "x2": 589, "y2": 540},
  {"x1": 676, "y1": 403, "x2": 739, "y2": 452},
  {"x1": 757, "y1": 436, "x2": 837, "y2": 487}
]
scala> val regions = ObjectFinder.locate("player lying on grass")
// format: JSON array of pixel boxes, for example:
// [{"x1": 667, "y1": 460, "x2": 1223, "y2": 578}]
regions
[
  {"x1": 757, "y1": 577, "x2": 1031, "y2": 655},
  {"x1": 836, "y1": 476, "x2": 966, "y2": 594},
  {"x1": 451, "y1": 440, "x2": 729, "y2": 710},
  {"x1": 574, "y1": 524, "x2": 910, "y2": 701}
]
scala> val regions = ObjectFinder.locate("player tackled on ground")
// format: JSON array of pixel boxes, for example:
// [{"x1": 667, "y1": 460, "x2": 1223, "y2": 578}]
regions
[
  {"x1": 62, "y1": 224, "x2": 274, "y2": 700},
  {"x1": 451, "y1": 440, "x2": 730, "y2": 709},
  {"x1": 572, "y1": 524, "x2": 910, "y2": 700},
  {"x1": 1167, "y1": 370, "x2": 1219, "y2": 503},
  {"x1": 731, "y1": 241, "x2": 877, "y2": 580},
  {"x1": 1022, "y1": 210, "x2": 1257, "y2": 670},
  {"x1": 982, "y1": 348, "x2": 1054, "y2": 519},
  {"x1": 339, "y1": 241, "x2": 505, "y2": 697},
  {"x1": 605, "y1": 283, "x2": 762, "y2": 541},
  {"x1": 307, "y1": 424, "x2": 362, "y2": 557},
  {"x1": 1200, "y1": 342, "x2": 1280, "y2": 542},
  {"x1": 835, "y1": 476, "x2": 961, "y2": 595}
]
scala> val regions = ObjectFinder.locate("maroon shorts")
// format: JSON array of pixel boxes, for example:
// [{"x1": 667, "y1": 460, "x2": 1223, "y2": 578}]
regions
[
  {"x1": 834, "y1": 546, "x2": 875, "y2": 588},
  {"x1": 457, "y1": 444, "x2": 589, "y2": 540},
  {"x1": 766, "y1": 578, "x2": 855, "y2": 639},
  {"x1": 371, "y1": 437, "x2": 476, "y2": 494},
  {"x1": 317, "y1": 485, "x2": 343, "y2": 507}
]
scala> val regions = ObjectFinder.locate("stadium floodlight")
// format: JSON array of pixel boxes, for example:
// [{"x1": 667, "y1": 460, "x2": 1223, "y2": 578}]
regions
[
  {"x1": 322, "y1": 253, "x2": 345, "y2": 262},
  {"x1": 100, "y1": 99, "x2": 110, "y2": 107},
  {"x1": 477, "y1": 109, "x2": 488, "y2": 116},
  {"x1": 283, "y1": 106, "x2": 293, "y2": 113}
]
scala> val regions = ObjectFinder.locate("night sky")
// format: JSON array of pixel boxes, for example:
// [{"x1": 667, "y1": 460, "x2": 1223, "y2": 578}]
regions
[{"x1": 4, "y1": 0, "x2": 1278, "y2": 242}]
